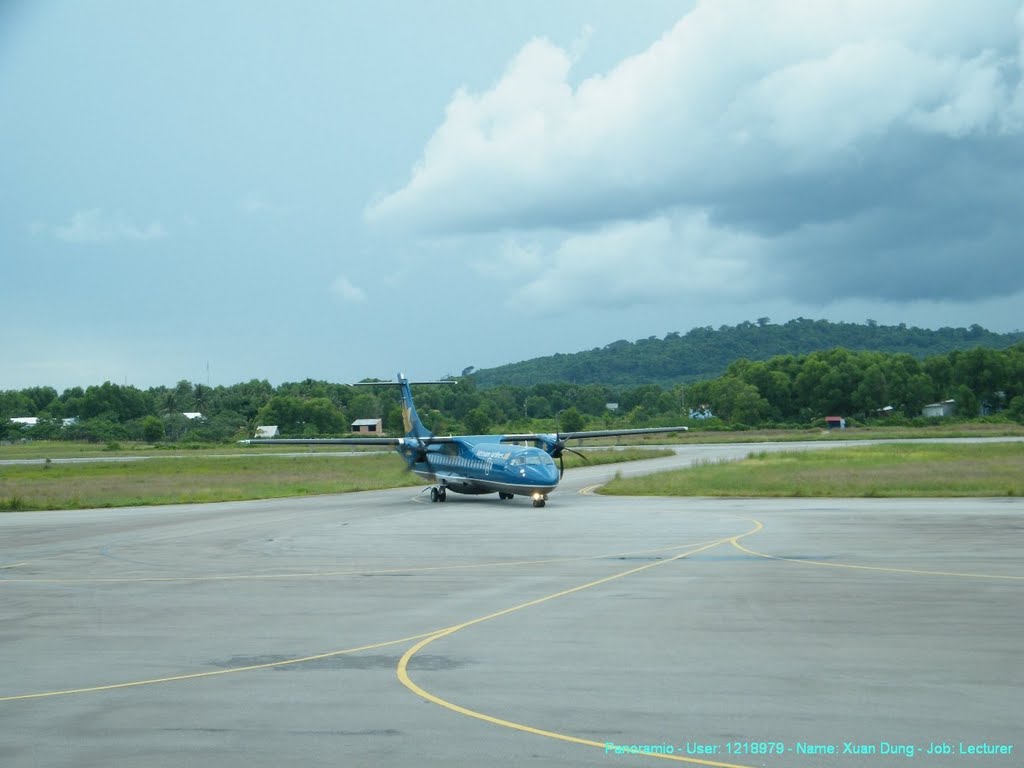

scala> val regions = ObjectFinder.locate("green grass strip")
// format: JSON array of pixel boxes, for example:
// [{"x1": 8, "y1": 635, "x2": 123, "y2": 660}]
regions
[
  {"x1": 0, "y1": 449, "x2": 670, "y2": 512},
  {"x1": 601, "y1": 442, "x2": 1024, "y2": 498},
  {"x1": 0, "y1": 455, "x2": 422, "y2": 512}
]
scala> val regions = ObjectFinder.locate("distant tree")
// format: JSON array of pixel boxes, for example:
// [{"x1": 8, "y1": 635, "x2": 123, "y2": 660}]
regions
[
  {"x1": 384, "y1": 405, "x2": 405, "y2": 435},
  {"x1": 141, "y1": 416, "x2": 164, "y2": 442},
  {"x1": 525, "y1": 395, "x2": 552, "y2": 419},
  {"x1": 463, "y1": 406, "x2": 492, "y2": 435},
  {"x1": 1007, "y1": 395, "x2": 1024, "y2": 422},
  {"x1": 58, "y1": 386, "x2": 85, "y2": 418},
  {"x1": 852, "y1": 363, "x2": 889, "y2": 414},
  {"x1": 0, "y1": 390, "x2": 32, "y2": 419},
  {"x1": 619, "y1": 384, "x2": 663, "y2": 413},
  {"x1": 162, "y1": 413, "x2": 194, "y2": 442},
  {"x1": 485, "y1": 385, "x2": 526, "y2": 424},
  {"x1": 903, "y1": 373, "x2": 935, "y2": 417},
  {"x1": 256, "y1": 396, "x2": 306, "y2": 435},
  {"x1": 212, "y1": 379, "x2": 274, "y2": 420},
  {"x1": 952, "y1": 347, "x2": 1008, "y2": 406},
  {"x1": 192, "y1": 383, "x2": 212, "y2": 414},
  {"x1": 794, "y1": 356, "x2": 832, "y2": 416},
  {"x1": 705, "y1": 378, "x2": 770, "y2": 425},
  {"x1": 22, "y1": 386, "x2": 59, "y2": 413},
  {"x1": 355, "y1": 388, "x2": 388, "y2": 416},
  {"x1": 24, "y1": 418, "x2": 62, "y2": 440},
  {"x1": 78, "y1": 382, "x2": 154, "y2": 422},
  {"x1": 952, "y1": 384, "x2": 979, "y2": 419},
  {"x1": 924, "y1": 356, "x2": 953, "y2": 398},
  {"x1": 170, "y1": 380, "x2": 193, "y2": 412},
  {"x1": 302, "y1": 397, "x2": 347, "y2": 434},
  {"x1": 187, "y1": 410, "x2": 247, "y2": 442},
  {"x1": 64, "y1": 417, "x2": 127, "y2": 443},
  {"x1": 567, "y1": 384, "x2": 608, "y2": 417},
  {"x1": 558, "y1": 407, "x2": 586, "y2": 433}
]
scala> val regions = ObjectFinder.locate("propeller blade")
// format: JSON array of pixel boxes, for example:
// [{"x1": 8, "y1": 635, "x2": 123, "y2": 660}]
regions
[
  {"x1": 564, "y1": 446, "x2": 589, "y2": 462},
  {"x1": 401, "y1": 437, "x2": 432, "y2": 470},
  {"x1": 551, "y1": 438, "x2": 588, "y2": 478}
]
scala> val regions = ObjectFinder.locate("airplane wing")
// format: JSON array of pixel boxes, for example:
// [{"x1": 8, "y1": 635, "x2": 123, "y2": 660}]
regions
[
  {"x1": 239, "y1": 436, "x2": 466, "y2": 447},
  {"x1": 557, "y1": 426, "x2": 687, "y2": 440},
  {"x1": 500, "y1": 425, "x2": 687, "y2": 444}
]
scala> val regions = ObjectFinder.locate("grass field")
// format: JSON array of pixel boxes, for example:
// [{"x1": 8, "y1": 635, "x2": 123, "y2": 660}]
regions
[
  {"x1": 3, "y1": 432, "x2": 1023, "y2": 510},
  {"x1": 0, "y1": 454, "x2": 419, "y2": 511},
  {"x1": 601, "y1": 441, "x2": 1024, "y2": 498},
  {"x1": 0, "y1": 448, "x2": 671, "y2": 512}
]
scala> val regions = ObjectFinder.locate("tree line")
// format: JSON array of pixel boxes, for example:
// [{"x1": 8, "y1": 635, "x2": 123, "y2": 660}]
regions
[
  {"x1": 685, "y1": 345, "x2": 1024, "y2": 426},
  {"x1": 2, "y1": 342, "x2": 1024, "y2": 444},
  {"x1": 469, "y1": 318, "x2": 1024, "y2": 387}
]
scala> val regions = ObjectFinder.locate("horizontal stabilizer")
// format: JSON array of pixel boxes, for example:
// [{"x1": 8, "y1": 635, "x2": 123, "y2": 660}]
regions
[
  {"x1": 559, "y1": 426, "x2": 688, "y2": 440},
  {"x1": 240, "y1": 438, "x2": 401, "y2": 446},
  {"x1": 354, "y1": 380, "x2": 454, "y2": 387}
]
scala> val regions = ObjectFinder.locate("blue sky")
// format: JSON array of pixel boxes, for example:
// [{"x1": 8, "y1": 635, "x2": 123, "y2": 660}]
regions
[{"x1": 3, "y1": 1, "x2": 1023, "y2": 391}]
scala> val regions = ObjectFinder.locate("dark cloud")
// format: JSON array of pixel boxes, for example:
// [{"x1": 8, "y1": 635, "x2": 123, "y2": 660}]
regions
[{"x1": 369, "y1": 1, "x2": 1024, "y2": 312}]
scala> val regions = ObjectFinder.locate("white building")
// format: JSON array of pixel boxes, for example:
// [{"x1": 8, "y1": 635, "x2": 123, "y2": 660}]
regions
[{"x1": 922, "y1": 400, "x2": 956, "y2": 418}]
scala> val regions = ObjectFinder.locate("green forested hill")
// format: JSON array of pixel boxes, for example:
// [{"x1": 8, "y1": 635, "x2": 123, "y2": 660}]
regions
[
  {"x1": 5, "y1": 317, "x2": 1024, "y2": 443},
  {"x1": 470, "y1": 318, "x2": 1024, "y2": 387}
]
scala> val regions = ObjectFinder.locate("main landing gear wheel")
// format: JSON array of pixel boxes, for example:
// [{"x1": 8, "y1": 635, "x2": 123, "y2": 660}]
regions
[
  {"x1": 498, "y1": 492, "x2": 514, "y2": 500},
  {"x1": 430, "y1": 487, "x2": 447, "y2": 502}
]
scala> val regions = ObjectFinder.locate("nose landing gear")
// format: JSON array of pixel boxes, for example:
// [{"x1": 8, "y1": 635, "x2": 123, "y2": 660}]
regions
[{"x1": 429, "y1": 486, "x2": 447, "y2": 502}]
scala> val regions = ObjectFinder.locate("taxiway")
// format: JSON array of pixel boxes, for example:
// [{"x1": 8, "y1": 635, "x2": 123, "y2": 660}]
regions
[{"x1": 1, "y1": 445, "x2": 1020, "y2": 767}]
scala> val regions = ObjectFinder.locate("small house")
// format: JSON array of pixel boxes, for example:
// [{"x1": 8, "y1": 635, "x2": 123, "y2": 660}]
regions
[
  {"x1": 922, "y1": 400, "x2": 956, "y2": 418},
  {"x1": 352, "y1": 418, "x2": 383, "y2": 435},
  {"x1": 254, "y1": 425, "x2": 279, "y2": 438}
]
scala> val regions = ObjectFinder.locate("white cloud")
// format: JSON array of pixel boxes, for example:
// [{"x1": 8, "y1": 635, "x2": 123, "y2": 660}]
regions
[
  {"x1": 504, "y1": 210, "x2": 764, "y2": 312},
  {"x1": 367, "y1": 2, "x2": 1022, "y2": 231},
  {"x1": 330, "y1": 275, "x2": 367, "y2": 303},
  {"x1": 366, "y1": 0, "x2": 1024, "y2": 313},
  {"x1": 238, "y1": 192, "x2": 280, "y2": 216},
  {"x1": 55, "y1": 209, "x2": 166, "y2": 243}
]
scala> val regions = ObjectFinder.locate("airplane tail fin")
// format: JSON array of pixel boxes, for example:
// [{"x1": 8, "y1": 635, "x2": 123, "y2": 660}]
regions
[
  {"x1": 356, "y1": 374, "x2": 451, "y2": 442},
  {"x1": 397, "y1": 373, "x2": 432, "y2": 440}
]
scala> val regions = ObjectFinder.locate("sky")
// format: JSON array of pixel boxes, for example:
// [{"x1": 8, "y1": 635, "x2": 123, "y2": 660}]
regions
[{"x1": 3, "y1": 0, "x2": 1023, "y2": 392}]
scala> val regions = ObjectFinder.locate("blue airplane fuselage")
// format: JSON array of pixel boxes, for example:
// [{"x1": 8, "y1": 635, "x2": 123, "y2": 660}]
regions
[
  {"x1": 241, "y1": 372, "x2": 686, "y2": 508},
  {"x1": 399, "y1": 436, "x2": 560, "y2": 497}
]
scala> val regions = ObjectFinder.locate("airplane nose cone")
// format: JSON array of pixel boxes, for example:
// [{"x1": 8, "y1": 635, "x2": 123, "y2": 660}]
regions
[{"x1": 538, "y1": 463, "x2": 560, "y2": 485}]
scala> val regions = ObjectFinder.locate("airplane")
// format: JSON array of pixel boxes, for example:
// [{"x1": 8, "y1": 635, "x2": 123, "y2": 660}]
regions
[{"x1": 240, "y1": 373, "x2": 688, "y2": 507}]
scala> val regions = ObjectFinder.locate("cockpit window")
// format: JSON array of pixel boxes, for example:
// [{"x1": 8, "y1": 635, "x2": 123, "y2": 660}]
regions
[{"x1": 511, "y1": 452, "x2": 554, "y2": 466}]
